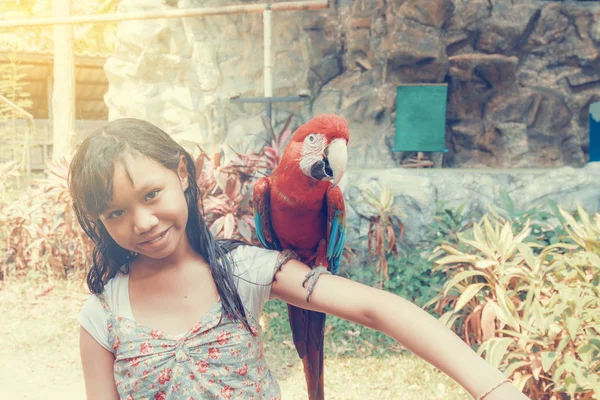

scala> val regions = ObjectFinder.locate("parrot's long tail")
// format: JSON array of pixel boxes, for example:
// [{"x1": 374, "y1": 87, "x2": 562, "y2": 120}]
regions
[{"x1": 288, "y1": 303, "x2": 326, "y2": 400}]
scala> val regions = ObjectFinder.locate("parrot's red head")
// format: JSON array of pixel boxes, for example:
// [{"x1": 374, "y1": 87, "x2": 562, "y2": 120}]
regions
[{"x1": 284, "y1": 114, "x2": 349, "y2": 187}]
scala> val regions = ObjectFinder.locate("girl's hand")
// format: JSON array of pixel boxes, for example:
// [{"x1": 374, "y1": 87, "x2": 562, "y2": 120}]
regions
[{"x1": 479, "y1": 382, "x2": 531, "y2": 400}]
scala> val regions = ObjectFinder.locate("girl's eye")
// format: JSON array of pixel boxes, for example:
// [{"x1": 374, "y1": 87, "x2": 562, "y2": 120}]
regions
[
  {"x1": 145, "y1": 190, "x2": 160, "y2": 201},
  {"x1": 107, "y1": 210, "x2": 124, "y2": 219}
]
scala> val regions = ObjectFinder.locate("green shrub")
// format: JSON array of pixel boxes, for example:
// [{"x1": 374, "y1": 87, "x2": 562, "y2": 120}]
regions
[{"x1": 429, "y1": 206, "x2": 600, "y2": 399}]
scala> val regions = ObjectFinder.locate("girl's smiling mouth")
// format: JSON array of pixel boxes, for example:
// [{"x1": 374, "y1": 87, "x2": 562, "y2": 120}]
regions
[{"x1": 138, "y1": 226, "x2": 172, "y2": 250}]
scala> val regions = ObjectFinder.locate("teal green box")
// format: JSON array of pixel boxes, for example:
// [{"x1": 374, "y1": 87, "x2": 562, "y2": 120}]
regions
[{"x1": 393, "y1": 84, "x2": 448, "y2": 153}]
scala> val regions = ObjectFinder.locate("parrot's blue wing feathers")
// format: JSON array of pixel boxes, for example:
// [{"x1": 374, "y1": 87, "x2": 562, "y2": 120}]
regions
[
  {"x1": 326, "y1": 208, "x2": 346, "y2": 275},
  {"x1": 254, "y1": 212, "x2": 271, "y2": 249},
  {"x1": 253, "y1": 178, "x2": 281, "y2": 251},
  {"x1": 254, "y1": 206, "x2": 281, "y2": 251}
]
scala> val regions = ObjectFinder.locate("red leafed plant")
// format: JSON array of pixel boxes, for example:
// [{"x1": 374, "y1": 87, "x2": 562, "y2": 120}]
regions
[
  {"x1": 232, "y1": 114, "x2": 293, "y2": 176},
  {"x1": 194, "y1": 146, "x2": 218, "y2": 197},
  {"x1": 202, "y1": 169, "x2": 256, "y2": 242},
  {"x1": 195, "y1": 143, "x2": 256, "y2": 242},
  {"x1": 0, "y1": 158, "x2": 92, "y2": 281},
  {"x1": 197, "y1": 114, "x2": 295, "y2": 243}
]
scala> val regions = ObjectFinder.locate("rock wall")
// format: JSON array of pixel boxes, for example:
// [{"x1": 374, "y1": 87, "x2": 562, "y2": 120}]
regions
[
  {"x1": 341, "y1": 163, "x2": 600, "y2": 248},
  {"x1": 105, "y1": 0, "x2": 600, "y2": 168}
]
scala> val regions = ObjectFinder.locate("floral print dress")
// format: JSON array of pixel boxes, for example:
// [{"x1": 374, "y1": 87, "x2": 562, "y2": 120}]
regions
[{"x1": 97, "y1": 294, "x2": 281, "y2": 399}]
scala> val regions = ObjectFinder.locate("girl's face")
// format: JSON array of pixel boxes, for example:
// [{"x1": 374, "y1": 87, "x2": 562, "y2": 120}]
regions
[{"x1": 98, "y1": 154, "x2": 191, "y2": 261}]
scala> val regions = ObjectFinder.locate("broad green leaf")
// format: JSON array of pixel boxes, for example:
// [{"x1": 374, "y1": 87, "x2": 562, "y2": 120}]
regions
[
  {"x1": 517, "y1": 243, "x2": 538, "y2": 271},
  {"x1": 483, "y1": 337, "x2": 513, "y2": 369},
  {"x1": 439, "y1": 244, "x2": 464, "y2": 256},
  {"x1": 435, "y1": 254, "x2": 478, "y2": 265},
  {"x1": 473, "y1": 222, "x2": 485, "y2": 244},
  {"x1": 502, "y1": 267, "x2": 536, "y2": 282},
  {"x1": 460, "y1": 237, "x2": 495, "y2": 259},
  {"x1": 578, "y1": 206, "x2": 594, "y2": 236},
  {"x1": 475, "y1": 260, "x2": 498, "y2": 269},
  {"x1": 503, "y1": 360, "x2": 530, "y2": 378},
  {"x1": 556, "y1": 335, "x2": 571, "y2": 354},
  {"x1": 500, "y1": 222, "x2": 514, "y2": 249},
  {"x1": 532, "y1": 302, "x2": 549, "y2": 331},
  {"x1": 443, "y1": 270, "x2": 487, "y2": 296},
  {"x1": 577, "y1": 343, "x2": 594, "y2": 366},
  {"x1": 563, "y1": 360, "x2": 589, "y2": 392},
  {"x1": 490, "y1": 301, "x2": 521, "y2": 332},
  {"x1": 483, "y1": 217, "x2": 501, "y2": 253},
  {"x1": 560, "y1": 209, "x2": 587, "y2": 243},
  {"x1": 476, "y1": 340, "x2": 490, "y2": 357},
  {"x1": 540, "y1": 351, "x2": 558, "y2": 372},
  {"x1": 565, "y1": 376, "x2": 578, "y2": 399},
  {"x1": 586, "y1": 251, "x2": 600, "y2": 269},
  {"x1": 565, "y1": 316, "x2": 581, "y2": 341},
  {"x1": 496, "y1": 285, "x2": 517, "y2": 315},
  {"x1": 553, "y1": 363, "x2": 566, "y2": 385},
  {"x1": 439, "y1": 311, "x2": 460, "y2": 329},
  {"x1": 454, "y1": 283, "x2": 486, "y2": 312},
  {"x1": 513, "y1": 220, "x2": 531, "y2": 244}
]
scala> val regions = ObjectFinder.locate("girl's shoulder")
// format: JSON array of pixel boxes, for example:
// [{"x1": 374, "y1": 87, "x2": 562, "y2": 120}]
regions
[
  {"x1": 88, "y1": 270, "x2": 129, "y2": 311},
  {"x1": 226, "y1": 245, "x2": 283, "y2": 320},
  {"x1": 77, "y1": 270, "x2": 129, "y2": 352},
  {"x1": 229, "y1": 244, "x2": 278, "y2": 268}
]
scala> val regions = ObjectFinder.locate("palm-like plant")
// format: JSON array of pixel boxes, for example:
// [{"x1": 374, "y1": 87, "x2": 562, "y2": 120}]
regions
[{"x1": 354, "y1": 184, "x2": 405, "y2": 288}]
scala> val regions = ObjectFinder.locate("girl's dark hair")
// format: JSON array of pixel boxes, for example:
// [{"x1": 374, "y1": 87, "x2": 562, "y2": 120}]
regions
[{"x1": 68, "y1": 118, "x2": 252, "y2": 332}]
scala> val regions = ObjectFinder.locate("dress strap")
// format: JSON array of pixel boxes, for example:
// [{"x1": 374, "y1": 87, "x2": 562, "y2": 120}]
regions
[
  {"x1": 96, "y1": 293, "x2": 111, "y2": 311},
  {"x1": 95, "y1": 293, "x2": 122, "y2": 352}
]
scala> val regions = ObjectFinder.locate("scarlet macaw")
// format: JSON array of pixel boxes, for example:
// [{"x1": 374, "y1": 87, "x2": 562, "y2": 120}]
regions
[{"x1": 253, "y1": 114, "x2": 349, "y2": 400}]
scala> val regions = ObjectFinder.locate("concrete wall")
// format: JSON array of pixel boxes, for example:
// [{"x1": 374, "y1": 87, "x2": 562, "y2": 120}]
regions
[{"x1": 342, "y1": 163, "x2": 600, "y2": 246}]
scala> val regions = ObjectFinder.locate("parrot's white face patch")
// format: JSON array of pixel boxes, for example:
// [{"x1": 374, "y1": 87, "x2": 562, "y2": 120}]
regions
[{"x1": 299, "y1": 133, "x2": 327, "y2": 178}]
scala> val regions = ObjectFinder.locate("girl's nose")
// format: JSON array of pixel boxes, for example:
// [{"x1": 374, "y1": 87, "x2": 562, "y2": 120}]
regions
[{"x1": 133, "y1": 209, "x2": 159, "y2": 235}]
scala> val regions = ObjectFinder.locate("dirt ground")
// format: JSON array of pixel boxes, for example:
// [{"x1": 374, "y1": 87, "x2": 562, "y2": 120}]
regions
[{"x1": 0, "y1": 280, "x2": 469, "y2": 400}]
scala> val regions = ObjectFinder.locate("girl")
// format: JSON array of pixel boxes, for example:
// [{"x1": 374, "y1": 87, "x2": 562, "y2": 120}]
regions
[{"x1": 70, "y1": 118, "x2": 529, "y2": 400}]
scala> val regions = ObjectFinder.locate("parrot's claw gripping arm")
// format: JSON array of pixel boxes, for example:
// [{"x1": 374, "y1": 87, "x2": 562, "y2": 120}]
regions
[
  {"x1": 276, "y1": 249, "x2": 299, "y2": 271},
  {"x1": 302, "y1": 266, "x2": 331, "y2": 303}
]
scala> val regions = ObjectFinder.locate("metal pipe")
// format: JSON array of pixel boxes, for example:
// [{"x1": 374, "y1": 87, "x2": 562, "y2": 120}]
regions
[
  {"x1": 0, "y1": 94, "x2": 34, "y2": 178},
  {"x1": 229, "y1": 96, "x2": 310, "y2": 104},
  {"x1": 264, "y1": 5, "x2": 273, "y2": 121},
  {"x1": 264, "y1": 5, "x2": 273, "y2": 100},
  {"x1": 0, "y1": 0, "x2": 329, "y2": 28}
]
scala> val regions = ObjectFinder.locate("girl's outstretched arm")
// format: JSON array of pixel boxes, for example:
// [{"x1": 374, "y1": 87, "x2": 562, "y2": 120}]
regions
[{"x1": 270, "y1": 259, "x2": 530, "y2": 400}]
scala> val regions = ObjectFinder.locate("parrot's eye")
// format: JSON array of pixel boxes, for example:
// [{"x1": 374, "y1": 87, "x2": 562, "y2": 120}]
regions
[{"x1": 307, "y1": 134, "x2": 316, "y2": 143}]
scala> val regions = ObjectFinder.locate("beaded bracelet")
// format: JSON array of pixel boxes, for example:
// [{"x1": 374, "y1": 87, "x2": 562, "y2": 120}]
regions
[{"x1": 476, "y1": 379, "x2": 511, "y2": 400}]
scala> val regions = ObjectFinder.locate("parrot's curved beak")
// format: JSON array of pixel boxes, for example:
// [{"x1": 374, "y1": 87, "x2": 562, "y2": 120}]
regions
[{"x1": 326, "y1": 138, "x2": 347, "y2": 187}]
